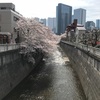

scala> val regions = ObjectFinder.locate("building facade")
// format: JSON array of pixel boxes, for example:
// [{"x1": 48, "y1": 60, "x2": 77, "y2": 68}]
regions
[
  {"x1": 56, "y1": 3, "x2": 72, "y2": 35},
  {"x1": 74, "y1": 8, "x2": 86, "y2": 27},
  {"x1": 96, "y1": 19, "x2": 100, "y2": 29},
  {"x1": 48, "y1": 17, "x2": 56, "y2": 33},
  {"x1": 40, "y1": 18, "x2": 46, "y2": 26},
  {"x1": 72, "y1": 15, "x2": 74, "y2": 23},
  {"x1": 34, "y1": 17, "x2": 40, "y2": 22},
  {"x1": 0, "y1": 3, "x2": 22, "y2": 43},
  {"x1": 85, "y1": 21, "x2": 95, "y2": 30}
]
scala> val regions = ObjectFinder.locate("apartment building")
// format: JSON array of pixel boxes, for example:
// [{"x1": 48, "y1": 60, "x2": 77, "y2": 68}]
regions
[{"x1": 0, "y1": 3, "x2": 22, "y2": 43}]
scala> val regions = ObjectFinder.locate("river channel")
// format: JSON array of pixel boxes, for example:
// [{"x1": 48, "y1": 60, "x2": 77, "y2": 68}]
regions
[{"x1": 3, "y1": 46, "x2": 86, "y2": 100}]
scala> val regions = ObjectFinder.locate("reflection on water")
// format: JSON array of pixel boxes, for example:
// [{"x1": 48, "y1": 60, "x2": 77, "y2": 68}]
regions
[{"x1": 3, "y1": 46, "x2": 86, "y2": 100}]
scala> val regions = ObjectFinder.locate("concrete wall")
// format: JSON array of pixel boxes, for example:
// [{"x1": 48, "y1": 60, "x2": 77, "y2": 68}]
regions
[
  {"x1": 0, "y1": 3, "x2": 15, "y2": 10},
  {"x1": 0, "y1": 10, "x2": 12, "y2": 32},
  {"x1": 0, "y1": 49, "x2": 43, "y2": 100},
  {"x1": 0, "y1": 9, "x2": 22, "y2": 42},
  {"x1": 60, "y1": 41, "x2": 100, "y2": 100}
]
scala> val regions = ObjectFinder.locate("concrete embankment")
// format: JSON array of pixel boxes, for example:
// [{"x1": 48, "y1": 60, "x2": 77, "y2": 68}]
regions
[
  {"x1": 3, "y1": 46, "x2": 86, "y2": 100},
  {"x1": 0, "y1": 48, "x2": 43, "y2": 100},
  {"x1": 60, "y1": 41, "x2": 100, "y2": 100}
]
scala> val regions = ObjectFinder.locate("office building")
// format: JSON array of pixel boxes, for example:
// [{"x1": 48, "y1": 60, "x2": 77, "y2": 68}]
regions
[
  {"x1": 48, "y1": 17, "x2": 56, "y2": 33},
  {"x1": 72, "y1": 15, "x2": 74, "y2": 23},
  {"x1": 0, "y1": 3, "x2": 22, "y2": 42},
  {"x1": 96, "y1": 19, "x2": 100, "y2": 29},
  {"x1": 34, "y1": 17, "x2": 40, "y2": 22},
  {"x1": 85, "y1": 21, "x2": 95, "y2": 30},
  {"x1": 74, "y1": 8, "x2": 86, "y2": 26},
  {"x1": 56, "y1": 3, "x2": 72, "y2": 35},
  {"x1": 40, "y1": 18, "x2": 46, "y2": 26}
]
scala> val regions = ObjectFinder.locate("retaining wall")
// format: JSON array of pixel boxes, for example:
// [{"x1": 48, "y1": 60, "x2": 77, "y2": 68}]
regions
[
  {"x1": 60, "y1": 41, "x2": 100, "y2": 100},
  {"x1": 0, "y1": 49, "x2": 43, "y2": 100}
]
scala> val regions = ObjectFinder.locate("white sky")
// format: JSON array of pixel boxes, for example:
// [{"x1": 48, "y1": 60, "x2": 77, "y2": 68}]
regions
[{"x1": 0, "y1": 0, "x2": 100, "y2": 23}]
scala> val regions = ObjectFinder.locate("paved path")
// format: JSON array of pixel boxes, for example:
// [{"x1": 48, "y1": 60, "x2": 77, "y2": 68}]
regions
[{"x1": 3, "y1": 46, "x2": 86, "y2": 100}]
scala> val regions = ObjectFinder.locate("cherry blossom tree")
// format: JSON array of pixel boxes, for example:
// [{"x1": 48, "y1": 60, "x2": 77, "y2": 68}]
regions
[{"x1": 16, "y1": 17, "x2": 61, "y2": 63}]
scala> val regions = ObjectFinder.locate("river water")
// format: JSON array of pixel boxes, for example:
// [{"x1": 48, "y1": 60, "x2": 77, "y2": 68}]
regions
[{"x1": 3, "y1": 46, "x2": 86, "y2": 100}]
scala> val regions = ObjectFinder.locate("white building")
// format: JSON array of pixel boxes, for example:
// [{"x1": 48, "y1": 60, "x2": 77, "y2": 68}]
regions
[
  {"x1": 48, "y1": 17, "x2": 56, "y2": 33},
  {"x1": 74, "y1": 8, "x2": 86, "y2": 27},
  {"x1": 67, "y1": 24, "x2": 86, "y2": 43},
  {"x1": 0, "y1": 3, "x2": 22, "y2": 43}
]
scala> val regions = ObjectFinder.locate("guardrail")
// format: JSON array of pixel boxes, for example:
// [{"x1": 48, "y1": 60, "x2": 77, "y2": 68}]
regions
[
  {"x1": 61, "y1": 40, "x2": 100, "y2": 58},
  {"x1": 0, "y1": 43, "x2": 20, "y2": 52}
]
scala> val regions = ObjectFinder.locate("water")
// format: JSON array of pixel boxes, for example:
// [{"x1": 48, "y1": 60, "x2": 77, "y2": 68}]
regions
[{"x1": 3, "y1": 46, "x2": 86, "y2": 100}]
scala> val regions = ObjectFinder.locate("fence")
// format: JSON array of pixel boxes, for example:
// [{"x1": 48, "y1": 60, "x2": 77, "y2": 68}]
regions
[
  {"x1": 61, "y1": 40, "x2": 100, "y2": 58},
  {"x1": 0, "y1": 43, "x2": 20, "y2": 52}
]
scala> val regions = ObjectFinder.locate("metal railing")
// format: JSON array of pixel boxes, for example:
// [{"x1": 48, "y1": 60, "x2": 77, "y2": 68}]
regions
[{"x1": 0, "y1": 43, "x2": 20, "y2": 52}]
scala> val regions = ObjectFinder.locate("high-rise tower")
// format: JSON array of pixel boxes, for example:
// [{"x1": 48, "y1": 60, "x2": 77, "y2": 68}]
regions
[
  {"x1": 56, "y1": 3, "x2": 72, "y2": 35},
  {"x1": 74, "y1": 8, "x2": 86, "y2": 26}
]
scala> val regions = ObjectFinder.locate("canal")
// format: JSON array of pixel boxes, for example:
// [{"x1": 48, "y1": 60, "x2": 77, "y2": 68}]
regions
[{"x1": 3, "y1": 46, "x2": 86, "y2": 100}]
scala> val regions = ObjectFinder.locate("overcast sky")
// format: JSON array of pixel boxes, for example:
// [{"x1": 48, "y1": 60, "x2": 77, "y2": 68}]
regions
[{"x1": 0, "y1": 0, "x2": 100, "y2": 23}]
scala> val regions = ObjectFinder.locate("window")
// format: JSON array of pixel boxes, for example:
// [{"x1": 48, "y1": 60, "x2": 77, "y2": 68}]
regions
[
  {"x1": 1, "y1": 7, "x2": 6, "y2": 9},
  {"x1": 13, "y1": 16, "x2": 19, "y2": 21}
]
